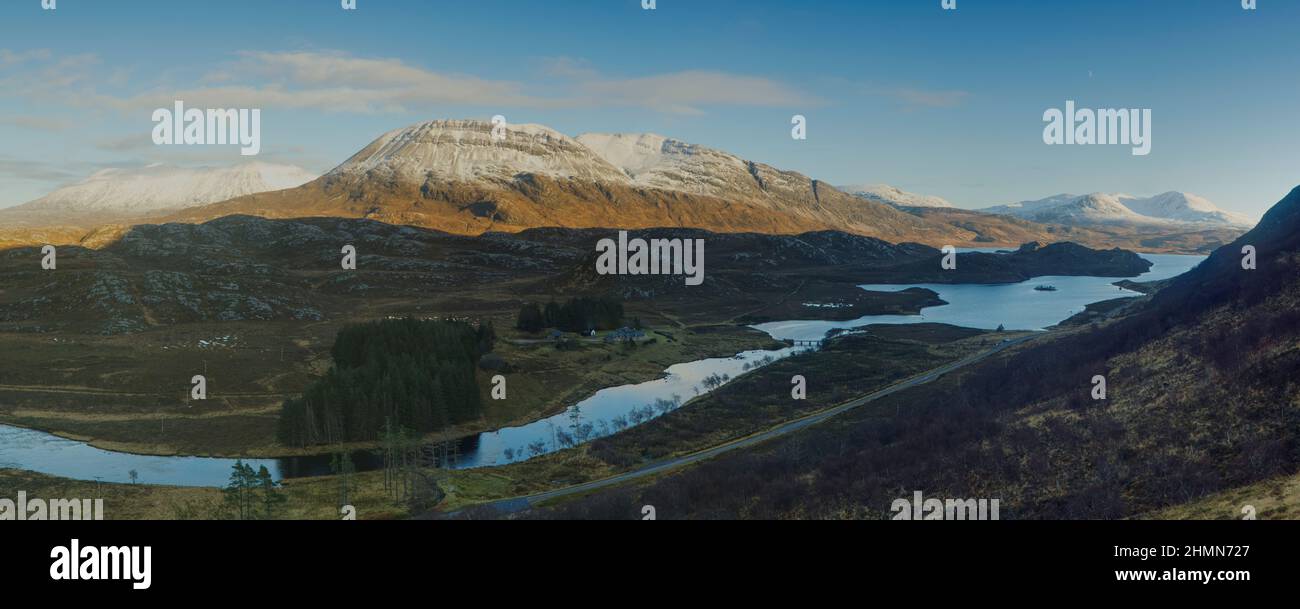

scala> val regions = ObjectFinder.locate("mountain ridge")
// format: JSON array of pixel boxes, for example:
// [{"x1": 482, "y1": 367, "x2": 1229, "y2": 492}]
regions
[{"x1": 0, "y1": 119, "x2": 1253, "y2": 254}]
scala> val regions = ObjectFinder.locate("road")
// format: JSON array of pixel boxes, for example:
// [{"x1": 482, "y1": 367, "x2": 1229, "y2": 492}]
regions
[{"x1": 447, "y1": 333, "x2": 1040, "y2": 517}]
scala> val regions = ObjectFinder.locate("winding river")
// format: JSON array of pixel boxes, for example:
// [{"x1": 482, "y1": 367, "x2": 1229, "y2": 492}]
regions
[{"x1": 0, "y1": 252, "x2": 1205, "y2": 487}]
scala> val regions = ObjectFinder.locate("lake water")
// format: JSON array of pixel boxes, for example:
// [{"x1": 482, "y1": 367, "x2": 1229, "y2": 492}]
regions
[
  {"x1": 755, "y1": 253, "x2": 1205, "y2": 341},
  {"x1": 0, "y1": 252, "x2": 1205, "y2": 487}
]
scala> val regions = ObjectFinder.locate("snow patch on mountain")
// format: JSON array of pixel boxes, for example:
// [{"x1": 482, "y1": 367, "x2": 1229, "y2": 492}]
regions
[
  {"x1": 840, "y1": 184, "x2": 954, "y2": 208},
  {"x1": 575, "y1": 132, "x2": 762, "y2": 198}
]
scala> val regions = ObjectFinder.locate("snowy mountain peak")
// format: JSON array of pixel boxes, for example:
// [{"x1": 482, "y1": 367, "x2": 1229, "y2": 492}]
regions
[
  {"x1": 329, "y1": 120, "x2": 834, "y2": 206},
  {"x1": 329, "y1": 119, "x2": 630, "y2": 184},
  {"x1": 1123, "y1": 191, "x2": 1255, "y2": 227},
  {"x1": 1070, "y1": 193, "x2": 1153, "y2": 222},
  {"x1": 11, "y1": 162, "x2": 317, "y2": 218},
  {"x1": 840, "y1": 184, "x2": 954, "y2": 208}
]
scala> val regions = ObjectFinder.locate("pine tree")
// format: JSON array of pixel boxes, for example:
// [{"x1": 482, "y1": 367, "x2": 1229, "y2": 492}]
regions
[{"x1": 257, "y1": 466, "x2": 286, "y2": 519}]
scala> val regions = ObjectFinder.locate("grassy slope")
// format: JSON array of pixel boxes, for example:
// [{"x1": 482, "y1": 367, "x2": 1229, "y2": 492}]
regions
[{"x1": 1146, "y1": 472, "x2": 1300, "y2": 520}]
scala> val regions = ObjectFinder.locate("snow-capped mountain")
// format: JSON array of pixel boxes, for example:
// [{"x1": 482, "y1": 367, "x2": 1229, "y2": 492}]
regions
[
  {"x1": 332, "y1": 120, "x2": 808, "y2": 204},
  {"x1": 1122, "y1": 191, "x2": 1255, "y2": 227},
  {"x1": 331, "y1": 120, "x2": 629, "y2": 184},
  {"x1": 982, "y1": 192, "x2": 1254, "y2": 228},
  {"x1": 839, "y1": 184, "x2": 954, "y2": 208},
  {"x1": 178, "y1": 119, "x2": 951, "y2": 243},
  {"x1": 10, "y1": 162, "x2": 317, "y2": 219},
  {"x1": 983, "y1": 193, "x2": 1155, "y2": 226}
]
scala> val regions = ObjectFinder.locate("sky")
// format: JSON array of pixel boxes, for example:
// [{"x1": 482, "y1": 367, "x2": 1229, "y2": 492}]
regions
[{"x1": 0, "y1": 0, "x2": 1296, "y2": 218}]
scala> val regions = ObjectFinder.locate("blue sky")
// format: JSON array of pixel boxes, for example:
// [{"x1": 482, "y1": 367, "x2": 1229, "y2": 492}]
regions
[{"x1": 1, "y1": 0, "x2": 1296, "y2": 218}]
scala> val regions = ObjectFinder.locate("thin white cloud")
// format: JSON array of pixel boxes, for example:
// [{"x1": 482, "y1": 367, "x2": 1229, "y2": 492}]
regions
[
  {"x1": 834, "y1": 77, "x2": 971, "y2": 111},
  {"x1": 0, "y1": 50, "x2": 104, "y2": 103},
  {"x1": 536, "y1": 56, "x2": 601, "y2": 81},
  {"x1": 0, "y1": 156, "x2": 83, "y2": 182},
  {"x1": 3, "y1": 49, "x2": 817, "y2": 116},
  {"x1": 93, "y1": 133, "x2": 155, "y2": 151},
  {"x1": 537, "y1": 56, "x2": 818, "y2": 113},
  {"x1": 0, "y1": 49, "x2": 52, "y2": 66},
  {"x1": 1, "y1": 115, "x2": 72, "y2": 132},
  {"x1": 569, "y1": 70, "x2": 818, "y2": 115}
]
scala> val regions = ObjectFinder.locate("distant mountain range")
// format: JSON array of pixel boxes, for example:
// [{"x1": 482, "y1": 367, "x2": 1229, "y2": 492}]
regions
[
  {"x1": 0, "y1": 119, "x2": 1256, "y2": 253},
  {"x1": 981, "y1": 191, "x2": 1255, "y2": 228},
  {"x1": 843, "y1": 182, "x2": 1254, "y2": 229}
]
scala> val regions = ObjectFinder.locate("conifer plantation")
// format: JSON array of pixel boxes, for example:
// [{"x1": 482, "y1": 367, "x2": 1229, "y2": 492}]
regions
[
  {"x1": 516, "y1": 296, "x2": 624, "y2": 333},
  {"x1": 277, "y1": 319, "x2": 489, "y2": 446}
]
